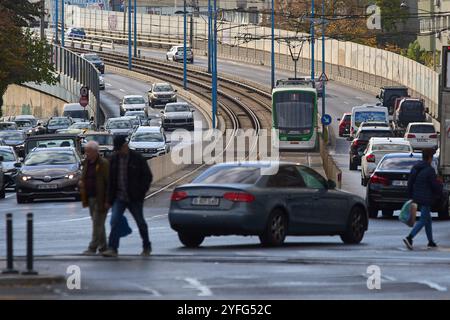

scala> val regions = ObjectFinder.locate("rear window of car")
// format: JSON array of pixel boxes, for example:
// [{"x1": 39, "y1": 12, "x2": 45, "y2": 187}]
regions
[
  {"x1": 378, "y1": 157, "x2": 438, "y2": 171},
  {"x1": 193, "y1": 166, "x2": 261, "y2": 184},
  {"x1": 401, "y1": 101, "x2": 423, "y2": 113},
  {"x1": 358, "y1": 130, "x2": 392, "y2": 140},
  {"x1": 409, "y1": 125, "x2": 435, "y2": 133},
  {"x1": 343, "y1": 114, "x2": 351, "y2": 121},
  {"x1": 372, "y1": 144, "x2": 410, "y2": 152}
]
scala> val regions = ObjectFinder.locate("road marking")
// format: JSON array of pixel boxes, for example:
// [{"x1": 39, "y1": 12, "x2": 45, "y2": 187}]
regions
[
  {"x1": 182, "y1": 277, "x2": 213, "y2": 297},
  {"x1": 119, "y1": 89, "x2": 126, "y2": 93},
  {"x1": 131, "y1": 283, "x2": 162, "y2": 296},
  {"x1": 416, "y1": 280, "x2": 447, "y2": 292},
  {"x1": 146, "y1": 214, "x2": 168, "y2": 221},
  {"x1": 106, "y1": 83, "x2": 112, "y2": 87},
  {"x1": 344, "y1": 101, "x2": 350, "y2": 105}
]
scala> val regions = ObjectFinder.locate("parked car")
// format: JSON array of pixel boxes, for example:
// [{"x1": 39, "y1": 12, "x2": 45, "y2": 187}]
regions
[
  {"x1": 128, "y1": 126, "x2": 170, "y2": 159},
  {"x1": 360, "y1": 138, "x2": 412, "y2": 186},
  {"x1": 82, "y1": 132, "x2": 114, "y2": 158},
  {"x1": 169, "y1": 162, "x2": 368, "y2": 248},
  {"x1": 366, "y1": 153, "x2": 449, "y2": 219},
  {"x1": 66, "y1": 27, "x2": 86, "y2": 40},
  {"x1": 104, "y1": 117, "x2": 134, "y2": 137},
  {"x1": 338, "y1": 113, "x2": 351, "y2": 137},
  {"x1": 15, "y1": 147, "x2": 82, "y2": 203},
  {"x1": 0, "y1": 146, "x2": 21, "y2": 189},
  {"x1": 45, "y1": 117, "x2": 74, "y2": 134},
  {"x1": 81, "y1": 53, "x2": 105, "y2": 74},
  {"x1": 349, "y1": 126, "x2": 394, "y2": 171},
  {"x1": 404, "y1": 122, "x2": 438, "y2": 151},
  {"x1": 162, "y1": 102, "x2": 195, "y2": 131},
  {"x1": 166, "y1": 45, "x2": 194, "y2": 63},
  {"x1": 148, "y1": 83, "x2": 177, "y2": 108}
]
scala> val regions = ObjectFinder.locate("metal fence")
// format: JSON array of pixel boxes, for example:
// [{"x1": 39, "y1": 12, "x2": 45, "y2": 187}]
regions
[{"x1": 51, "y1": 45, "x2": 103, "y2": 126}]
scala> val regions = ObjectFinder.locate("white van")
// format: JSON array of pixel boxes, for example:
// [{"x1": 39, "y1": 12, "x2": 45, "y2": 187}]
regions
[
  {"x1": 350, "y1": 105, "x2": 389, "y2": 138},
  {"x1": 63, "y1": 103, "x2": 90, "y2": 123}
]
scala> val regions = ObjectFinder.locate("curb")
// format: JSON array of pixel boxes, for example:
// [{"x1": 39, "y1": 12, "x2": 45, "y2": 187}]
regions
[{"x1": 0, "y1": 274, "x2": 65, "y2": 287}]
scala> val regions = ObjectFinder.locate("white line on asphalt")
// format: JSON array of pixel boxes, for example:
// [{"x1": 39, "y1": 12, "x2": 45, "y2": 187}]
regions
[
  {"x1": 183, "y1": 278, "x2": 213, "y2": 297},
  {"x1": 119, "y1": 89, "x2": 126, "y2": 93},
  {"x1": 131, "y1": 283, "x2": 162, "y2": 296},
  {"x1": 416, "y1": 280, "x2": 448, "y2": 292},
  {"x1": 344, "y1": 101, "x2": 350, "y2": 105},
  {"x1": 106, "y1": 83, "x2": 112, "y2": 87},
  {"x1": 146, "y1": 214, "x2": 168, "y2": 221}
]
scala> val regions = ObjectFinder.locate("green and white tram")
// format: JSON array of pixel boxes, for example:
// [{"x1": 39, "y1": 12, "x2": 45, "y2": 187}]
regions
[{"x1": 272, "y1": 79, "x2": 318, "y2": 150}]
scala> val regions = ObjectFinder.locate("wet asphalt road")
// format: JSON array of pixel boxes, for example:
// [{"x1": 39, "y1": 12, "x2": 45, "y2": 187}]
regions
[{"x1": 1, "y1": 47, "x2": 450, "y2": 299}]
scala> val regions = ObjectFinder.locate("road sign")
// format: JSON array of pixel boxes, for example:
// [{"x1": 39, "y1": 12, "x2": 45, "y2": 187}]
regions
[
  {"x1": 318, "y1": 73, "x2": 329, "y2": 82},
  {"x1": 321, "y1": 114, "x2": 332, "y2": 126}
]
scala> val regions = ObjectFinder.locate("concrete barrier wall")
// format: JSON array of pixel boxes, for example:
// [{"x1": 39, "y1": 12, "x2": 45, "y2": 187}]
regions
[
  {"x1": 67, "y1": 5, "x2": 439, "y2": 119},
  {"x1": 2, "y1": 84, "x2": 68, "y2": 118}
]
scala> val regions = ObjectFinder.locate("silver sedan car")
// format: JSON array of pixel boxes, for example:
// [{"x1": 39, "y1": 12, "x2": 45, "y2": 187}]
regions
[{"x1": 169, "y1": 162, "x2": 368, "y2": 248}]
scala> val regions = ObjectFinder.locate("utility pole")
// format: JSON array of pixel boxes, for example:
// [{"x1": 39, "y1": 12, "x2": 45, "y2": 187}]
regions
[
  {"x1": 208, "y1": 0, "x2": 212, "y2": 73},
  {"x1": 55, "y1": 0, "x2": 59, "y2": 45},
  {"x1": 183, "y1": 0, "x2": 188, "y2": 89},
  {"x1": 128, "y1": 0, "x2": 132, "y2": 70},
  {"x1": 134, "y1": 0, "x2": 137, "y2": 57},
  {"x1": 271, "y1": 0, "x2": 275, "y2": 89},
  {"x1": 310, "y1": 0, "x2": 315, "y2": 80},
  {"x1": 321, "y1": 0, "x2": 325, "y2": 116},
  {"x1": 212, "y1": 0, "x2": 217, "y2": 128}
]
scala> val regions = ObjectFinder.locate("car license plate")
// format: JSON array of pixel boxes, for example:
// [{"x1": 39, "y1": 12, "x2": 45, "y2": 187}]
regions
[
  {"x1": 38, "y1": 184, "x2": 58, "y2": 190},
  {"x1": 290, "y1": 141, "x2": 299, "y2": 144},
  {"x1": 192, "y1": 197, "x2": 219, "y2": 206},
  {"x1": 161, "y1": 99, "x2": 168, "y2": 103},
  {"x1": 417, "y1": 138, "x2": 428, "y2": 142},
  {"x1": 392, "y1": 180, "x2": 407, "y2": 187}
]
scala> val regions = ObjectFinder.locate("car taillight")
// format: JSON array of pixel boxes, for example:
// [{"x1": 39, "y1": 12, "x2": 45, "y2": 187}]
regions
[
  {"x1": 366, "y1": 154, "x2": 375, "y2": 163},
  {"x1": 429, "y1": 134, "x2": 438, "y2": 138},
  {"x1": 370, "y1": 175, "x2": 390, "y2": 186},
  {"x1": 407, "y1": 134, "x2": 416, "y2": 138},
  {"x1": 171, "y1": 191, "x2": 188, "y2": 201},
  {"x1": 223, "y1": 192, "x2": 255, "y2": 202}
]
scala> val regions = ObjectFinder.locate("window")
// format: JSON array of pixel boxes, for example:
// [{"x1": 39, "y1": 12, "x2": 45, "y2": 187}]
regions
[
  {"x1": 266, "y1": 166, "x2": 306, "y2": 188},
  {"x1": 131, "y1": 132, "x2": 164, "y2": 142},
  {"x1": 193, "y1": 166, "x2": 261, "y2": 184},
  {"x1": 166, "y1": 104, "x2": 190, "y2": 112},
  {"x1": 25, "y1": 151, "x2": 77, "y2": 166},
  {"x1": 372, "y1": 144, "x2": 411, "y2": 152},
  {"x1": 409, "y1": 125, "x2": 435, "y2": 134},
  {"x1": 154, "y1": 84, "x2": 174, "y2": 92},
  {"x1": 0, "y1": 149, "x2": 16, "y2": 162},
  {"x1": 124, "y1": 97, "x2": 146, "y2": 105},
  {"x1": 274, "y1": 92, "x2": 314, "y2": 132},
  {"x1": 106, "y1": 120, "x2": 132, "y2": 129},
  {"x1": 85, "y1": 135, "x2": 113, "y2": 145},
  {"x1": 358, "y1": 130, "x2": 393, "y2": 140},
  {"x1": 297, "y1": 166, "x2": 327, "y2": 189}
]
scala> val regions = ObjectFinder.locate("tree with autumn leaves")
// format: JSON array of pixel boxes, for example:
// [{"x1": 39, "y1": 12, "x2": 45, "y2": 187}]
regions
[{"x1": 0, "y1": 0, "x2": 57, "y2": 115}]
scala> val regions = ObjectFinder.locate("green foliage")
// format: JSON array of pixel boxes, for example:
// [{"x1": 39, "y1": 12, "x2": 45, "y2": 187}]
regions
[
  {"x1": 0, "y1": 1, "x2": 57, "y2": 114},
  {"x1": 403, "y1": 40, "x2": 436, "y2": 68}
]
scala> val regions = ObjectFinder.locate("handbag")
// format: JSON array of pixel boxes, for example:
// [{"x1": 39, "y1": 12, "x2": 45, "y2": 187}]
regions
[{"x1": 399, "y1": 200, "x2": 417, "y2": 227}]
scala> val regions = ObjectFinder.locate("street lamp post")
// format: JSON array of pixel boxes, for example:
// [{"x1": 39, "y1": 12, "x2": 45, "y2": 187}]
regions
[
  {"x1": 208, "y1": 0, "x2": 212, "y2": 74},
  {"x1": 128, "y1": 0, "x2": 132, "y2": 70},
  {"x1": 311, "y1": 0, "x2": 315, "y2": 80},
  {"x1": 271, "y1": 0, "x2": 275, "y2": 89},
  {"x1": 183, "y1": 0, "x2": 188, "y2": 89}
]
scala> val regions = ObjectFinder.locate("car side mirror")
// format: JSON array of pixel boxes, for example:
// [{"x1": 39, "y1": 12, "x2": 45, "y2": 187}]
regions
[
  {"x1": 160, "y1": 110, "x2": 165, "y2": 114},
  {"x1": 337, "y1": 118, "x2": 341, "y2": 122},
  {"x1": 14, "y1": 162, "x2": 22, "y2": 168},
  {"x1": 327, "y1": 179, "x2": 336, "y2": 190}
]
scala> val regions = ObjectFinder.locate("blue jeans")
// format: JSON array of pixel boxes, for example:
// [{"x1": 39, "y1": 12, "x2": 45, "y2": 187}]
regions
[
  {"x1": 409, "y1": 205, "x2": 433, "y2": 242},
  {"x1": 108, "y1": 199, "x2": 151, "y2": 251}
]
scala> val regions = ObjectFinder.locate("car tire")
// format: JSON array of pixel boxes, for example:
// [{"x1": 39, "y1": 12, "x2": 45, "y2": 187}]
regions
[
  {"x1": 340, "y1": 206, "x2": 366, "y2": 244},
  {"x1": 349, "y1": 159, "x2": 357, "y2": 171},
  {"x1": 438, "y1": 198, "x2": 450, "y2": 220},
  {"x1": 368, "y1": 205, "x2": 378, "y2": 218},
  {"x1": 382, "y1": 210, "x2": 394, "y2": 218},
  {"x1": 259, "y1": 209, "x2": 288, "y2": 247},
  {"x1": 16, "y1": 194, "x2": 28, "y2": 204},
  {"x1": 178, "y1": 233, "x2": 205, "y2": 248}
]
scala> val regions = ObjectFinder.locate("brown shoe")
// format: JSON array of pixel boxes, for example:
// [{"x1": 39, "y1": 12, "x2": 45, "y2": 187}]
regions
[{"x1": 82, "y1": 249, "x2": 97, "y2": 256}]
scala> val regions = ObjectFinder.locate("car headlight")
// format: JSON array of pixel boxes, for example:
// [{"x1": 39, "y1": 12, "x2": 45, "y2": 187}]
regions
[
  {"x1": 65, "y1": 173, "x2": 77, "y2": 180},
  {"x1": 21, "y1": 176, "x2": 32, "y2": 181}
]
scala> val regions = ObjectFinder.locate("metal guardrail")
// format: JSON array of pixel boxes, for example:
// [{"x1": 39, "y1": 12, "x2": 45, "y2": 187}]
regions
[{"x1": 50, "y1": 44, "x2": 103, "y2": 126}]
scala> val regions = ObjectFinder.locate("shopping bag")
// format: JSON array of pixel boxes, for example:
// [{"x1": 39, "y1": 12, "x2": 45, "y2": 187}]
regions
[{"x1": 399, "y1": 200, "x2": 417, "y2": 227}]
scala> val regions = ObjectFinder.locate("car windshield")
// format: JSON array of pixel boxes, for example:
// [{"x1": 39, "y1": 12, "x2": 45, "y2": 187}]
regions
[
  {"x1": 372, "y1": 144, "x2": 410, "y2": 152},
  {"x1": 70, "y1": 123, "x2": 90, "y2": 129},
  {"x1": 73, "y1": 28, "x2": 85, "y2": 34},
  {"x1": 27, "y1": 139, "x2": 76, "y2": 150},
  {"x1": 0, "y1": 123, "x2": 17, "y2": 130},
  {"x1": 409, "y1": 125, "x2": 435, "y2": 133},
  {"x1": 354, "y1": 111, "x2": 386, "y2": 127},
  {"x1": 124, "y1": 97, "x2": 145, "y2": 104},
  {"x1": 49, "y1": 118, "x2": 70, "y2": 126},
  {"x1": 84, "y1": 55, "x2": 101, "y2": 62},
  {"x1": 193, "y1": 166, "x2": 261, "y2": 184},
  {"x1": 166, "y1": 104, "x2": 190, "y2": 112},
  {"x1": 14, "y1": 120, "x2": 32, "y2": 128},
  {"x1": 85, "y1": 135, "x2": 114, "y2": 145},
  {"x1": 0, "y1": 149, "x2": 16, "y2": 161},
  {"x1": 154, "y1": 84, "x2": 173, "y2": 92},
  {"x1": 358, "y1": 130, "x2": 392, "y2": 140},
  {"x1": 125, "y1": 112, "x2": 146, "y2": 118},
  {"x1": 106, "y1": 120, "x2": 132, "y2": 129},
  {"x1": 24, "y1": 151, "x2": 77, "y2": 166},
  {"x1": 131, "y1": 132, "x2": 164, "y2": 142},
  {"x1": 0, "y1": 132, "x2": 24, "y2": 140}
]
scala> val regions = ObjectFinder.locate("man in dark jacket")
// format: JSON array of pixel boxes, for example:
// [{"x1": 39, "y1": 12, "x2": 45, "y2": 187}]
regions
[
  {"x1": 403, "y1": 148, "x2": 443, "y2": 250},
  {"x1": 102, "y1": 136, "x2": 153, "y2": 257}
]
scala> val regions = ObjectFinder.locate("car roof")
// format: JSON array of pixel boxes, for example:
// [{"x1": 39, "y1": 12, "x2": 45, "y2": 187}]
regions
[
  {"x1": 358, "y1": 126, "x2": 391, "y2": 131},
  {"x1": 31, "y1": 147, "x2": 76, "y2": 152},
  {"x1": 0, "y1": 122, "x2": 16, "y2": 125},
  {"x1": 83, "y1": 131, "x2": 112, "y2": 136},
  {"x1": 381, "y1": 86, "x2": 408, "y2": 90},
  {"x1": 408, "y1": 122, "x2": 434, "y2": 126},
  {"x1": 153, "y1": 82, "x2": 172, "y2": 86},
  {"x1": 26, "y1": 133, "x2": 80, "y2": 139},
  {"x1": 382, "y1": 152, "x2": 421, "y2": 159},
  {"x1": 123, "y1": 95, "x2": 144, "y2": 99},
  {"x1": 14, "y1": 115, "x2": 35, "y2": 119},
  {"x1": 108, "y1": 117, "x2": 131, "y2": 121},
  {"x1": 369, "y1": 137, "x2": 410, "y2": 144}
]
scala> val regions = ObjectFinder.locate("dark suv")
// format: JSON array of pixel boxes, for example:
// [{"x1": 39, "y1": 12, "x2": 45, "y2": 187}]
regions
[
  {"x1": 349, "y1": 126, "x2": 394, "y2": 170},
  {"x1": 377, "y1": 86, "x2": 409, "y2": 115}
]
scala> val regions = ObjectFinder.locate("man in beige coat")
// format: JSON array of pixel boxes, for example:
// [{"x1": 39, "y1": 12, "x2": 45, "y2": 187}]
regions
[{"x1": 80, "y1": 140, "x2": 110, "y2": 255}]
